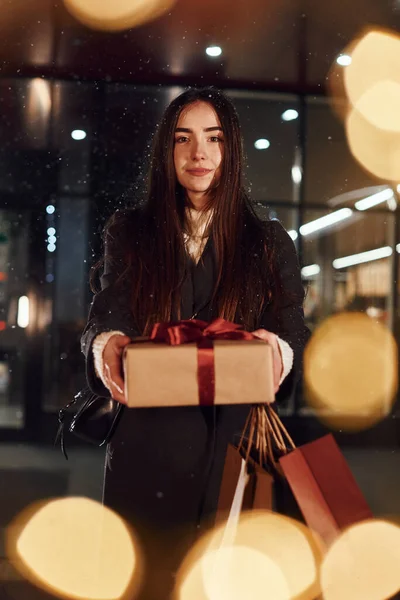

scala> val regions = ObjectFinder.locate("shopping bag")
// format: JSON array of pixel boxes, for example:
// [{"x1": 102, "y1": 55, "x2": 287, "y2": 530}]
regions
[
  {"x1": 279, "y1": 432, "x2": 373, "y2": 546},
  {"x1": 215, "y1": 443, "x2": 273, "y2": 527},
  {"x1": 210, "y1": 431, "x2": 275, "y2": 598},
  {"x1": 254, "y1": 405, "x2": 373, "y2": 547}
]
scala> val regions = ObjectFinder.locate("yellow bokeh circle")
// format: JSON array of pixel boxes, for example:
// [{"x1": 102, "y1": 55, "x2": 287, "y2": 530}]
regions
[
  {"x1": 7, "y1": 496, "x2": 141, "y2": 600},
  {"x1": 346, "y1": 105, "x2": 400, "y2": 182},
  {"x1": 304, "y1": 312, "x2": 398, "y2": 431},
  {"x1": 176, "y1": 510, "x2": 322, "y2": 600},
  {"x1": 63, "y1": 0, "x2": 177, "y2": 32},
  {"x1": 344, "y1": 30, "x2": 400, "y2": 132},
  {"x1": 321, "y1": 519, "x2": 400, "y2": 600}
]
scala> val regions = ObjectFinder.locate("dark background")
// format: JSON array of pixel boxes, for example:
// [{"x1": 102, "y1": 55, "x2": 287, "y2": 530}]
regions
[{"x1": 1, "y1": 1, "x2": 400, "y2": 596}]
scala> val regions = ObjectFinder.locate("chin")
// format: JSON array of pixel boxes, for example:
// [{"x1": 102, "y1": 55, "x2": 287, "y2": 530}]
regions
[
  {"x1": 188, "y1": 188, "x2": 210, "y2": 196},
  {"x1": 183, "y1": 178, "x2": 213, "y2": 191}
]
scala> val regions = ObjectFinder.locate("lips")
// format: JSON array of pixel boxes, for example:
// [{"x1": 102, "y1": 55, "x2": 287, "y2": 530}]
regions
[{"x1": 186, "y1": 169, "x2": 212, "y2": 176}]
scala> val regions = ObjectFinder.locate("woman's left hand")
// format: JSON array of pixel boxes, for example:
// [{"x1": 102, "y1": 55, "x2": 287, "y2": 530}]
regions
[{"x1": 251, "y1": 329, "x2": 283, "y2": 394}]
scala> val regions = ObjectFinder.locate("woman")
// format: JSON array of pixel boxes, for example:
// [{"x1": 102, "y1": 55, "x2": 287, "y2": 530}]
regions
[{"x1": 81, "y1": 87, "x2": 309, "y2": 599}]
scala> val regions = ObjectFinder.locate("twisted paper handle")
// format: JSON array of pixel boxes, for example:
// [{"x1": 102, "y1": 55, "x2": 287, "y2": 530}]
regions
[{"x1": 238, "y1": 405, "x2": 295, "y2": 470}]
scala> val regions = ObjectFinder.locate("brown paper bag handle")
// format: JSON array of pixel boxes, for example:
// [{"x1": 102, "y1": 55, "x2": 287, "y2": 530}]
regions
[
  {"x1": 265, "y1": 406, "x2": 296, "y2": 452},
  {"x1": 238, "y1": 405, "x2": 296, "y2": 469}
]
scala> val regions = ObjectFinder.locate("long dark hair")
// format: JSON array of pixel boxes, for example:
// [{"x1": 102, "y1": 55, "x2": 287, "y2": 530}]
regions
[{"x1": 92, "y1": 87, "x2": 279, "y2": 334}]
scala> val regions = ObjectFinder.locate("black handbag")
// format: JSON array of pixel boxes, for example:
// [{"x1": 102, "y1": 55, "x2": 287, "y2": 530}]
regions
[{"x1": 55, "y1": 387, "x2": 124, "y2": 459}]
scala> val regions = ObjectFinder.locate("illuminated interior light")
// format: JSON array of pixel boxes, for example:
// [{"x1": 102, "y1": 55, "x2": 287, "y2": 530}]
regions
[
  {"x1": 354, "y1": 188, "x2": 394, "y2": 211},
  {"x1": 299, "y1": 208, "x2": 353, "y2": 236},
  {"x1": 17, "y1": 296, "x2": 29, "y2": 328},
  {"x1": 333, "y1": 246, "x2": 392, "y2": 269},
  {"x1": 301, "y1": 264, "x2": 320, "y2": 278}
]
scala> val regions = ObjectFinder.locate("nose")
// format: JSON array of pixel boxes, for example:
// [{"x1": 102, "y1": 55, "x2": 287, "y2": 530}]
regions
[{"x1": 191, "y1": 138, "x2": 207, "y2": 162}]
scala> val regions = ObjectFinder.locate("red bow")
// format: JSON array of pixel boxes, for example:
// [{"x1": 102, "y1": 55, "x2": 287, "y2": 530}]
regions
[{"x1": 150, "y1": 319, "x2": 254, "y2": 406}]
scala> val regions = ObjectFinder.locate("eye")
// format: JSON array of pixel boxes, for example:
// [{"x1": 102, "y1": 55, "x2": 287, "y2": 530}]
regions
[
  {"x1": 209, "y1": 136, "x2": 224, "y2": 143},
  {"x1": 175, "y1": 136, "x2": 188, "y2": 144}
]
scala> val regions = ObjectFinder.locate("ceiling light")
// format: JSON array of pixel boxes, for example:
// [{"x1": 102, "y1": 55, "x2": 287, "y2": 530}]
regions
[
  {"x1": 48, "y1": 235, "x2": 57, "y2": 244},
  {"x1": 17, "y1": 296, "x2": 29, "y2": 328},
  {"x1": 355, "y1": 188, "x2": 394, "y2": 211},
  {"x1": 71, "y1": 129, "x2": 87, "y2": 141},
  {"x1": 288, "y1": 230, "x2": 298, "y2": 241},
  {"x1": 337, "y1": 54, "x2": 352, "y2": 66},
  {"x1": 254, "y1": 138, "x2": 270, "y2": 150},
  {"x1": 291, "y1": 165, "x2": 302, "y2": 184},
  {"x1": 301, "y1": 264, "x2": 320, "y2": 278},
  {"x1": 47, "y1": 243, "x2": 56, "y2": 253},
  {"x1": 333, "y1": 246, "x2": 392, "y2": 269},
  {"x1": 46, "y1": 205, "x2": 55, "y2": 215},
  {"x1": 281, "y1": 109, "x2": 299, "y2": 122},
  {"x1": 47, "y1": 227, "x2": 56, "y2": 236},
  {"x1": 299, "y1": 208, "x2": 353, "y2": 236},
  {"x1": 206, "y1": 46, "x2": 222, "y2": 57}
]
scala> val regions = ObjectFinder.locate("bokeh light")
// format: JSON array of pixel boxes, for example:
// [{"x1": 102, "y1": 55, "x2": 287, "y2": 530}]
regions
[
  {"x1": 321, "y1": 519, "x2": 400, "y2": 600},
  {"x1": 346, "y1": 107, "x2": 400, "y2": 181},
  {"x1": 304, "y1": 312, "x2": 398, "y2": 431},
  {"x1": 63, "y1": 0, "x2": 177, "y2": 32},
  {"x1": 176, "y1": 510, "x2": 323, "y2": 600},
  {"x1": 344, "y1": 30, "x2": 400, "y2": 132},
  {"x1": 182, "y1": 545, "x2": 290, "y2": 600},
  {"x1": 6, "y1": 497, "x2": 141, "y2": 600},
  {"x1": 328, "y1": 29, "x2": 400, "y2": 155},
  {"x1": 354, "y1": 79, "x2": 400, "y2": 133}
]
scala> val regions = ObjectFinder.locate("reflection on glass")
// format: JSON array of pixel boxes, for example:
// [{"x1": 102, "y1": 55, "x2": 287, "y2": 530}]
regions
[
  {"x1": 0, "y1": 210, "x2": 29, "y2": 428},
  {"x1": 302, "y1": 210, "x2": 393, "y2": 331}
]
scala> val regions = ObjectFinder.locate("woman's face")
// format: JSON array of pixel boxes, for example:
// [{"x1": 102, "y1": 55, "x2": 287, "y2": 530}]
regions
[{"x1": 173, "y1": 101, "x2": 224, "y2": 208}]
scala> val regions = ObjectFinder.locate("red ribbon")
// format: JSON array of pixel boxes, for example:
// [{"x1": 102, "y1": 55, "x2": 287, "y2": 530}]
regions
[{"x1": 150, "y1": 319, "x2": 254, "y2": 406}]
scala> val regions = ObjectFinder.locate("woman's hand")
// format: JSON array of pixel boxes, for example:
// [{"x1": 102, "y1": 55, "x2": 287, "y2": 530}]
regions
[
  {"x1": 251, "y1": 329, "x2": 283, "y2": 394},
  {"x1": 103, "y1": 334, "x2": 131, "y2": 404}
]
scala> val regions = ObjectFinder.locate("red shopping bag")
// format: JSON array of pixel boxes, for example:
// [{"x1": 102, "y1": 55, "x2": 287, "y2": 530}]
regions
[
  {"x1": 238, "y1": 406, "x2": 374, "y2": 547},
  {"x1": 279, "y1": 433, "x2": 373, "y2": 546}
]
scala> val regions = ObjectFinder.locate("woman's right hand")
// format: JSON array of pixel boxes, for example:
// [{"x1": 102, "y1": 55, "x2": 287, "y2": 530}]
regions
[{"x1": 103, "y1": 334, "x2": 131, "y2": 404}]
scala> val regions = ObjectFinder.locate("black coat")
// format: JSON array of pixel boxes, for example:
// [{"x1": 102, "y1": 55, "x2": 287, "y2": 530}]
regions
[{"x1": 81, "y1": 218, "x2": 309, "y2": 598}]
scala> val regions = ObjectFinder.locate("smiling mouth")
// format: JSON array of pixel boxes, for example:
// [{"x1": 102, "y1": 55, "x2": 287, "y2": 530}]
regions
[{"x1": 186, "y1": 169, "x2": 212, "y2": 177}]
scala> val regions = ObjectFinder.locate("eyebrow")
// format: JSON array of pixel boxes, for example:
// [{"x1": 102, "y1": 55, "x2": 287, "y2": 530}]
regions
[{"x1": 175, "y1": 126, "x2": 223, "y2": 133}]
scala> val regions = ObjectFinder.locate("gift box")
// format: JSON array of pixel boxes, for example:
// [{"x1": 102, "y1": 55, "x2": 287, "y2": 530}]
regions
[{"x1": 123, "y1": 319, "x2": 274, "y2": 408}]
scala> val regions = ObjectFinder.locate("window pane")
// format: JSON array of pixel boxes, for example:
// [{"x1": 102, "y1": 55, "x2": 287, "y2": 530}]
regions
[
  {"x1": 0, "y1": 210, "x2": 30, "y2": 428},
  {"x1": 228, "y1": 91, "x2": 300, "y2": 204},
  {"x1": 305, "y1": 97, "x2": 380, "y2": 206},
  {"x1": 42, "y1": 198, "x2": 90, "y2": 411},
  {"x1": 301, "y1": 209, "x2": 394, "y2": 330}
]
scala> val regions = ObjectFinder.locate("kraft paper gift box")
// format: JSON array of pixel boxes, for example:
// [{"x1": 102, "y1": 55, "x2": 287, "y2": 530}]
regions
[{"x1": 123, "y1": 336, "x2": 274, "y2": 408}]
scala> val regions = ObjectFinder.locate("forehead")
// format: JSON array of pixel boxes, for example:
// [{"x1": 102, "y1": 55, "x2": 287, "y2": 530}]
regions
[{"x1": 176, "y1": 101, "x2": 221, "y2": 127}]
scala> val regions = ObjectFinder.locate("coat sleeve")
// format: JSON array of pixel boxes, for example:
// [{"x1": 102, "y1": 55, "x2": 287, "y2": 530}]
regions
[
  {"x1": 260, "y1": 220, "x2": 311, "y2": 402},
  {"x1": 81, "y1": 215, "x2": 140, "y2": 396}
]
